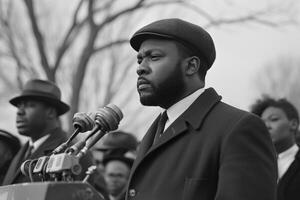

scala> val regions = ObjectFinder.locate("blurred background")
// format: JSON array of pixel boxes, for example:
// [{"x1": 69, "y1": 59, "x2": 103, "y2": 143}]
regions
[{"x1": 0, "y1": 0, "x2": 300, "y2": 142}]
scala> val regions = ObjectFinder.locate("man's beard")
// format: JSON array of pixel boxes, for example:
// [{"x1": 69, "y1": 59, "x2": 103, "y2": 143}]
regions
[{"x1": 139, "y1": 62, "x2": 186, "y2": 109}]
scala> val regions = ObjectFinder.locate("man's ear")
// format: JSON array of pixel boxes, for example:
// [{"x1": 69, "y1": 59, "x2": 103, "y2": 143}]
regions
[
  {"x1": 46, "y1": 106, "x2": 58, "y2": 119},
  {"x1": 184, "y1": 56, "x2": 200, "y2": 76},
  {"x1": 289, "y1": 119, "x2": 299, "y2": 132}
]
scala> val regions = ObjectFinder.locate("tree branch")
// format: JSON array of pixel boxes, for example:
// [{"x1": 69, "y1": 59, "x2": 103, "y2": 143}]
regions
[
  {"x1": 94, "y1": 0, "x2": 146, "y2": 30},
  {"x1": 0, "y1": 2, "x2": 37, "y2": 79},
  {"x1": 92, "y1": 39, "x2": 129, "y2": 53},
  {"x1": 53, "y1": 0, "x2": 86, "y2": 72},
  {"x1": 203, "y1": 7, "x2": 297, "y2": 29},
  {"x1": 93, "y1": 0, "x2": 117, "y2": 13},
  {"x1": 23, "y1": 0, "x2": 52, "y2": 80}
]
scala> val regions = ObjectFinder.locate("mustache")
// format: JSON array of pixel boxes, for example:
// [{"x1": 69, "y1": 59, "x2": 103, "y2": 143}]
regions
[
  {"x1": 137, "y1": 77, "x2": 151, "y2": 86},
  {"x1": 16, "y1": 117, "x2": 27, "y2": 123}
]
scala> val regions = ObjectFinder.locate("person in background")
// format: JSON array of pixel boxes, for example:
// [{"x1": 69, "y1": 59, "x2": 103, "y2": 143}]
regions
[
  {"x1": 91, "y1": 131, "x2": 138, "y2": 199},
  {"x1": 2, "y1": 79, "x2": 94, "y2": 185},
  {"x1": 0, "y1": 129, "x2": 20, "y2": 185},
  {"x1": 251, "y1": 96, "x2": 300, "y2": 200},
  {"x1": 102, "y1": 149, "x2": 136, "y2": 200},
  {"x1": 126, "y1": 18, "x2": 277, "y2": 200}
]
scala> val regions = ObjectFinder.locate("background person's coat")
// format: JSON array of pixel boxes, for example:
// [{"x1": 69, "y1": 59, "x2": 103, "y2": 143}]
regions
[
  {"x1": 278, "y1": 149, "x2": 300, "y2": 200},
  {"x1": 126, "y1": 88, "x2": 277, "y2": 200}
]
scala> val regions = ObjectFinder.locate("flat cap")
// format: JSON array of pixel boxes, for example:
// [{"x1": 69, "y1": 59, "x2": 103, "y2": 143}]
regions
[{"x1": 130, "y1": 18, "x2": 216, "y2": 70}]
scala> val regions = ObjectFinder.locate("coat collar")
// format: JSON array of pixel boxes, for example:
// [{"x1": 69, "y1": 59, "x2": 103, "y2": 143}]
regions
[
  {"x1": 148, "y1": 88, "x2": 221, "y2": 151},
  {"x1": 30, "y1": 127, "x2": 67, "y2": 158},
  {"x1": 130, "y1": 87, "x2": 222, "y2": 177}
]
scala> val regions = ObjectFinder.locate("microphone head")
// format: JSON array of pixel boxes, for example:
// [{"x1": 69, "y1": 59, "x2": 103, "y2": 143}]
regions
[
  {"x1": 20, "y1": 160, "x2": 31, "y2": 176},
  {"x1": 106, "y1": 104, "x2": 123, "y2": 120},
  {"x1": 95, "y1": 104, "x2": 123, "y2": 132},
  {"x1": 73, "y1": 112, "x2": 95, "y2": 132}
]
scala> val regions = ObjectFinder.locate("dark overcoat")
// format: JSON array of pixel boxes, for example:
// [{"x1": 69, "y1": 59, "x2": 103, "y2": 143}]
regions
[
  {"x1": 126, "y1": 88, "x2": 277, "y2": 200},
  {"x1": 278, "y1": 149, "x2": 300, "y2": 200}
]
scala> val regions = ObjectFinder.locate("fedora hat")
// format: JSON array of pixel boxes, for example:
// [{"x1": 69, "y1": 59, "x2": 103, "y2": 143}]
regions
[{"x1": 9, "y1": 79, "x2": 70, "y2": 116}]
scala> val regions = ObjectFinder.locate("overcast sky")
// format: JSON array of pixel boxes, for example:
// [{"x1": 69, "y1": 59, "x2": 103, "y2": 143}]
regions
[{"x1": 207, "y1": 24, "x2": 300, "y2": 110}]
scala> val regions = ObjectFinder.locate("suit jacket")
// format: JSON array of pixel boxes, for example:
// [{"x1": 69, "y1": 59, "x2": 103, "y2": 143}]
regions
[
  {"x1": 278, "y1": 149, "x2": 300, "y2": 200},
  {"x1": 126, "y1": 88, "x2": 277, "y2": 200},
  {"x1": 2, "y1": 127, "x2": 94, "y2": 185}
]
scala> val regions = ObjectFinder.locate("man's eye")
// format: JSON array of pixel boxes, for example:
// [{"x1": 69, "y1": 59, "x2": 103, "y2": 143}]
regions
[
  {"x1": 137, "y1": 58, "x2": 142, "y2": 64},
  {"x1": 150, "y1": 55, "x2": 160, "y2": 60},
  {"x1": 270, "y1": 117, "x2": 279, "y2": 122}
]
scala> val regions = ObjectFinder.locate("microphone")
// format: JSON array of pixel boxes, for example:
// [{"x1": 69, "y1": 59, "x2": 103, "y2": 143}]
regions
[
  {"x1": 73, "y1": 112, "x2": 96, "y2": 132},
  {"x1": 33, "y1": 156, "x2": 49, "y2": 174},
  {"x1": 20, "y1": 159, "x2": 32, "y2": 177},
  {"x1": 20, "y1": 159, "x2": 38, "y2": 182},
  {"x1": 45, "y1": 153, "x2": 82, "y2": 176},
  {"x1": 52, "y1": 112, "x2": 95, "y2": 154},
  {"x1": 77, "y1": 104, "x2": 123, "y2": 158},
  {"x1": 42, "y1": 104, "x2": 122, "y2": 179},
  {"x1": 65, "y1": 140, "x2": 86, "y2": 155}
]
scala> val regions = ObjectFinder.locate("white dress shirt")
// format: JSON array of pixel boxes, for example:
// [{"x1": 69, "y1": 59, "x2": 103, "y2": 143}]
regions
[
  {"x1": 29, "y1": 134, "x2": 51, "y2": 154},
  {"x1": 162, "y1": 88, "x2": 205, "y2": 131},
  {"x1": 278, "y1": 144, "x2": 299, "y2": 179}
]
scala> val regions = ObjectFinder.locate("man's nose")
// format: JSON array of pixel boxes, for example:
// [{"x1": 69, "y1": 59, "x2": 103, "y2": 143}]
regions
[
  {"x1": 264, "y1": 121, "x2": 271, "y2": 130},
  {"x1": 16, "y1": 103, "x2": 25, "y2": 115},
  {"x1": 136, "y1": 60, "x2": 149, "y2": 76}
]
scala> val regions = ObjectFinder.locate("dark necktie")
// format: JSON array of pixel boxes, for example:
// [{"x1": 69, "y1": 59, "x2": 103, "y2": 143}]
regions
[
  {"x1": 24, "y1": 143, "x2": 34, "y2": 160},
  {"x1": 153, "y1": 111, "x2": 168, "y2": 145}
]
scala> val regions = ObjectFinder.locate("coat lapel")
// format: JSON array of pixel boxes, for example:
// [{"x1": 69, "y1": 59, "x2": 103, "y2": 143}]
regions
[
  {"x1": 278, "y1": 149, "x2": 300, "y2": 197},
  {"x1": 2, "y1": 141, "x2": 30, "y2": 185},
  {"x1": 130, "y1": 116, "x2": 160, "y2": 174},
  {"x1": 30, "y1": 129, "x2": 67, "y2": 158},
  {"x1": 130, "y1": 88, "x2": 222, "y2": 178},
  {"x1": 148, "y1": 88, "x2": 221, "y2": 153}
]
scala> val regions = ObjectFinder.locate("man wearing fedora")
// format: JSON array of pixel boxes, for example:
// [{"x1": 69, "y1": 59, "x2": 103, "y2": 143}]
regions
[
  {"x1": 2, "y1": 79, "x2": 93, "y2": 185},
  {"x1": 126, "y1": 18, "x2": 277, "y2": 200}
]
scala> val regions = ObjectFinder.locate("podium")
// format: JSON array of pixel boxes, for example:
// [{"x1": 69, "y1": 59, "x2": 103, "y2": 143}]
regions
[{"x1": 0, "y1": 182, "x2": 105, "y2": 200}]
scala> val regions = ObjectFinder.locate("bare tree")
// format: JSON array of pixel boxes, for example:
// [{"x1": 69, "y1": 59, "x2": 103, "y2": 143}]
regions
[{"x1": 0, "y1": 0, "x2": 299, "y2": 137}]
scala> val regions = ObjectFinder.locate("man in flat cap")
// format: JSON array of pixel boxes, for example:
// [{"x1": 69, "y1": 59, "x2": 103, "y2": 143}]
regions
[
  {"x1": 91, "y1": 131, "x2": 138, "y2": 200},
  {"x1": 126, "y1": 18, "x2": 277, "y2": 200},
  {"x1": 2, "y1": 79, "x2": 93, "y2": 185}
]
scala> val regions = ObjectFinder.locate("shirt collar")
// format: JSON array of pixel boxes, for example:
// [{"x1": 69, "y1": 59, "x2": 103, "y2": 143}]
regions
[
  {"x1": 163, "y1": 88, "x2": 205, "y2": 129},
  {"x1": 278, "y1": 144, "x2": 299, "y2": 159},
  {"x1": 29, "y1": 134, "x2": 51, "y2": 152}
]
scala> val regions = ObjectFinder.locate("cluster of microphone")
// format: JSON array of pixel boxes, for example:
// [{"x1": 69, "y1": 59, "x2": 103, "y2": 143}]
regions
[{"x1": 20, "y1": 104, "x2": 123, "y2": 182}]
